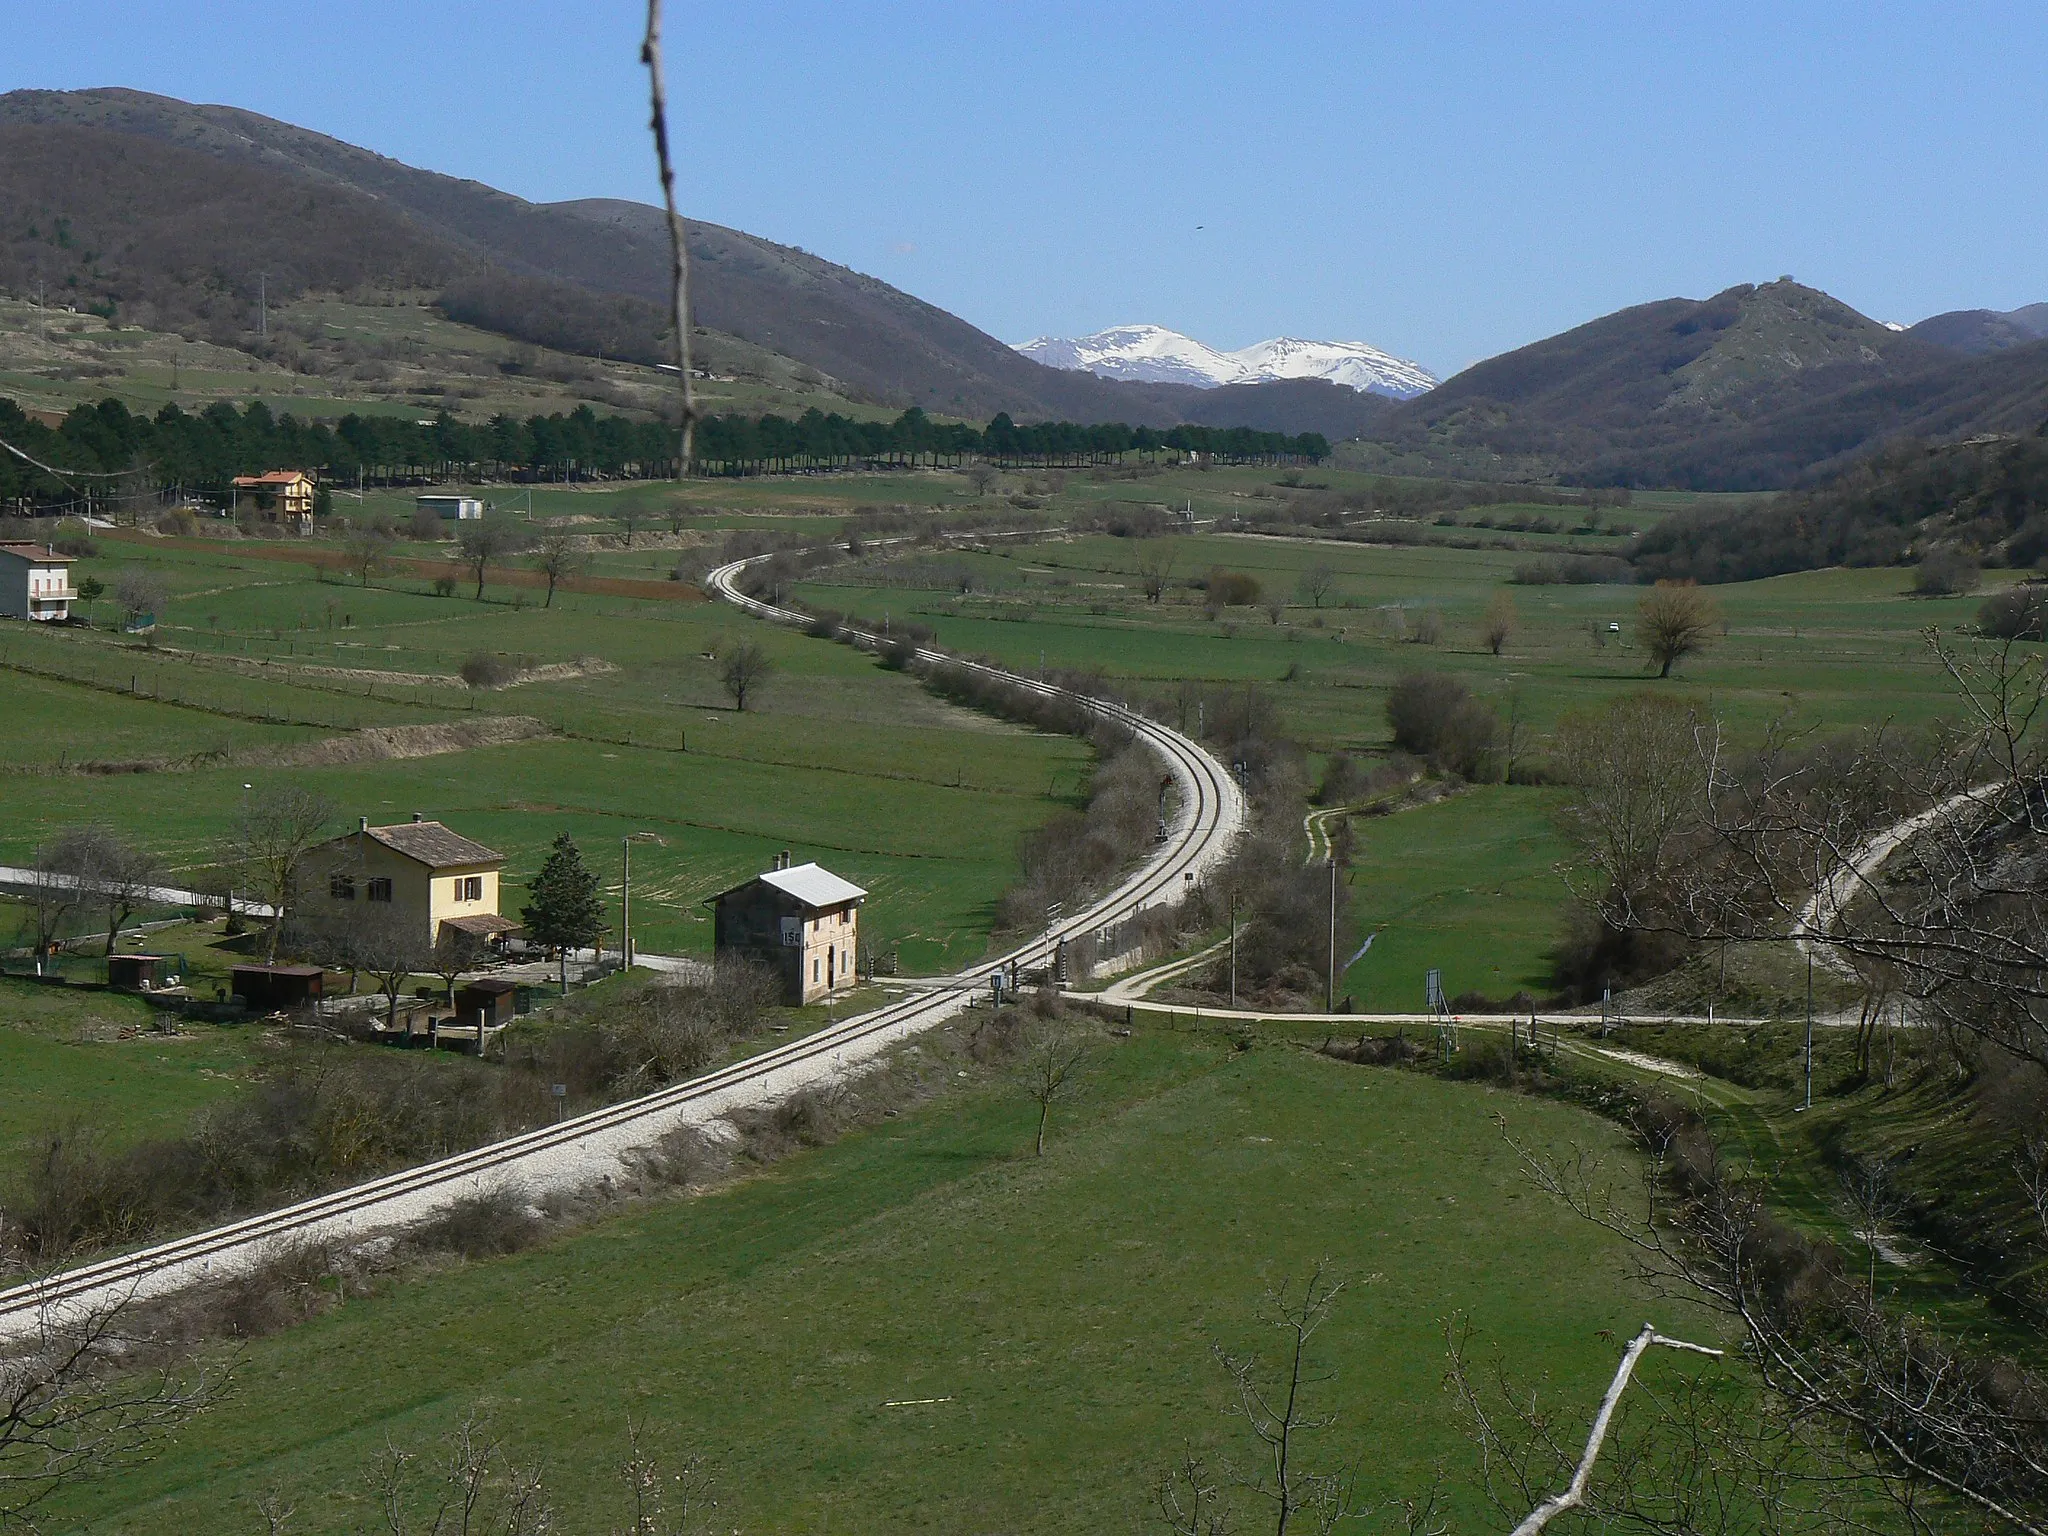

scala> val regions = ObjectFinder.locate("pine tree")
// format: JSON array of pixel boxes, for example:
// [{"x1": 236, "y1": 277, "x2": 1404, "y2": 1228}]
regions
[{"x1": 522, "y1": 832, "x2": 606, "y2": 991}]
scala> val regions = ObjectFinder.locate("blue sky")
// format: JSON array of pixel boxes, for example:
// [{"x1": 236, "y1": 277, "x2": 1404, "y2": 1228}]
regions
[{"x1": 7, "y1": 2, "x2": 2044, "y2": 377}]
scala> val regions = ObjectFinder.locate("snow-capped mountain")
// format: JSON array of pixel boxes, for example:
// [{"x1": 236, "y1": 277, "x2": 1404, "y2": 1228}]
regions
[{"x1": 1013, "y1": 323, "x2": 1438, "y2": 398}]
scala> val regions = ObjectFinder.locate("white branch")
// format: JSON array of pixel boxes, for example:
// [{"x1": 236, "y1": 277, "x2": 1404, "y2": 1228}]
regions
[{"x1": 1509, "y1": 1323, "x2": 1723, "y2": 1536}]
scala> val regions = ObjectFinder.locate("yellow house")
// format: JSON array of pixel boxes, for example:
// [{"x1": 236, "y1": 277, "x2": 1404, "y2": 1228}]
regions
[
  {"x1": 229, "y1": 470, "x2": 318, "y2": 534},
  {"x1": 309, "y1": 815, "x2": 516, "y2": 950}
]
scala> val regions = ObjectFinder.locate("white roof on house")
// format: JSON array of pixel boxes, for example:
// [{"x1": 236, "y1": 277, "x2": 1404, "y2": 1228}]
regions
[{"x1": 758, "y1": 862, "x2": 866, "y2": 909}]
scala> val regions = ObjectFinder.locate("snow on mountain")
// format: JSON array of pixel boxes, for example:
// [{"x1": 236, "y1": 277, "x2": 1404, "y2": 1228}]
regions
[
  {"x1": 1012, "y1": 324, "x2": 1245, "y2": 389},
  {"x1": 1013, "y1": 324, "x2": 1438, "y2": 398}
]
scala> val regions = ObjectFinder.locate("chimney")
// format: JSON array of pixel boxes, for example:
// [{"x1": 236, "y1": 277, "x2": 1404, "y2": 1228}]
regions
[
  {"x1": 359, "y1": 816, "x2": 369, "y2": 833},
  {"x1": 412, "y1": 811, "x2": 424, "y2": 823},
  {"x1": 777, "y1": 850, "x2": 791, "y2": 871}
]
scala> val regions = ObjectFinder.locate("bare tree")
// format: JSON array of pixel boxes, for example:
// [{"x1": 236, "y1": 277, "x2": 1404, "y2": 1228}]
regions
[
  {"x1": 1016, "y1": 1026, "x2": 1091, "y2": 1157},
  {"x1": 530, "y1": 530, "x2": 588, "y2": 608},
  {"x1": 2015, "y1": 1132, "x2": 2048, "y2": 1240},
  {"x1": 1634, "y1": 581, "x2": 1719, "y2": 678},
  {"x1": 1839, "y1": 1153, "x2": 1909, "y2": 1292},
  {"x1": 456, "y1": 518, "x2": 529, "y2": 602},
  {"x1": 618, "y1": 505, "x2": 645, "y2": 548},
  {"x1": 1295, "y1": 562, "x2": 1337, "y2": 610},
  {"x1": 113, "y1": 567, "x2": 167, "y2": 643},
  {"x1": 716, "y1": 638, "x2": 772, "y2": 712},
  {"x1": 1522, "y1": 1122, "x2": 2048, "y2": 1534},
  {"x1": 14, "y1": 844, "x2": 82, "y2": 971},
  {"x1": 369, "y1": 1410, "x2": 551, "y2": 1536},
  {"x1": 1137, "y1": 543, "x2": 1179, "y2": 604},
  {"x1": 617, "y1": 1414, "x2": 716, "y2": 1536},
  {"x1": 325, "y1": 901, "x2": 433, "y2": 1031},
  {"x1": 1553, "y1": 693, "x2": 1710, "y2": 922},
  {"x1": 1480, "y1": 590, "x2": 1515, "y2": 656},
  {"x1": 433, "y1": 924, "x2": 492, "y2": 1018},
  {"x1": 1214, "y1": 1265, "x2": 1354, "y2": 1536},
  {"x1": 340, "y1": 523, "x2": 395, "y2": 587},
  {"x1": 0, "y1": 1302, "x2": 218, "y2": 1525},
  {"x1": 47, "y1": 826, "x2": 162, "y2": 955},
  {"x1": 233, "y1": 785, "x2": 337, "y2": 963}
]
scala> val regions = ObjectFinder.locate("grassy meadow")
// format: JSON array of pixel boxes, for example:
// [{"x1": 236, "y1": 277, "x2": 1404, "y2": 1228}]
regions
[
  {"x1": 43, "y1": 1026, "x2": 1692, "y2": 1536},
  {"x1": 0, "y1": 533, "x2": 1090, "y2": 968}
]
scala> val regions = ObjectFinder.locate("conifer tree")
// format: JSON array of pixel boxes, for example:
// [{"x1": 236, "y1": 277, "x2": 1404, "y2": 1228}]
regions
[{"x1": 522, "y1": 832, "x2": 606, "y2": 992}]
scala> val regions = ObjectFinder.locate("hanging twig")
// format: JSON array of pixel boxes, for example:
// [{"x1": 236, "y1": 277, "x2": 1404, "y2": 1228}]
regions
[{"x1": 641, "y1": 0, "x2": 698, "y2": 478}]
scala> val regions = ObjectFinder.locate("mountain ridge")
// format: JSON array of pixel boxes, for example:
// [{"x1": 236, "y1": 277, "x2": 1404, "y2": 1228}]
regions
[
  {"x1": 0, "y1": 88, "x2": 1321, "y2": 430},
  {"x1": 1016, "y1": 322, "x2": 1437, "y2": 397}
]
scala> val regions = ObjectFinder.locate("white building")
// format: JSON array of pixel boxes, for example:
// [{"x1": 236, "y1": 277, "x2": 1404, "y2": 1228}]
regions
[
  {"x1": 0, "y1": 543, "x2": 77, "y2": 622},
  {"x1": 417, "y1": 494, "x2": 485, "y2": 521}
]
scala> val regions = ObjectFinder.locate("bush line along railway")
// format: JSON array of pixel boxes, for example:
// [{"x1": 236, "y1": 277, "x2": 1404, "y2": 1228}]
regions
[{"x1": 0, "y1": 550, "x2": 1245, "y2": 1341}]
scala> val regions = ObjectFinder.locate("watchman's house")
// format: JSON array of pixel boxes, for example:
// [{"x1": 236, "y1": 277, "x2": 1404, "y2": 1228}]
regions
[{"x1": 709, "y1": 855, "x2": 865, "y2": 1005}]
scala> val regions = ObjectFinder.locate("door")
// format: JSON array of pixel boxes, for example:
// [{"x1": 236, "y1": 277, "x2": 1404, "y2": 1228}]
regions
[{"x1": 827, "y1": 946, "x2": 835, "y2": 988}]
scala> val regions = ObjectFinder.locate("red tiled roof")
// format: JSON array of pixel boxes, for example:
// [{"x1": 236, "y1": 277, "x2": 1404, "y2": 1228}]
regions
[{"x1": 0, "y1": 543, "x2": 77, "y2": 563}]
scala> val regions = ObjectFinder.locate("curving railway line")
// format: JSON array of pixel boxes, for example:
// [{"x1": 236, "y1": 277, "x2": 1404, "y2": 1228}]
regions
[{"x1": 0, "y1": 550, "x2": 1242, "y2": 1340}]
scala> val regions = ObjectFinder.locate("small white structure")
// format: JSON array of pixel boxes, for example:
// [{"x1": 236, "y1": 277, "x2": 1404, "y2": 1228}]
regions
[
  {"x1": 417, "y1": 494, "x2": 485, "y2": 522},
  {"x1": 0, "y1": 543, "x2": 77, "y2": 621}
]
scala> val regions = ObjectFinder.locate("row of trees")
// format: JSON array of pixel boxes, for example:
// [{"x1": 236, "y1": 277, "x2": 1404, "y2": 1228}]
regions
[{"x1": 0, "y1": 395, "x2": 1329, "y2": 513}]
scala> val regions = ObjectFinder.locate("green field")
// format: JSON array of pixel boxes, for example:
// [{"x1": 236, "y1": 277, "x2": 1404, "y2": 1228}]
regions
[
  {"x1": 45, "y1": 1027, "x2": 1685, "y2": 1535},
  {"x1": 0, "y1": 536, "x2": 1090, "y2": 967},
  {"x1": 0, "y1": 983, "x2": 272, "y2": 1179}
]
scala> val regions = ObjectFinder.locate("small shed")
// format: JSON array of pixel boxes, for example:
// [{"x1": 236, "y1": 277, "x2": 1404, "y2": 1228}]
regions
[
  {"x1": 107, "y1": 954, "x2": 173, "y2": 992},
  {"x1": 231, "y1": 963, "x2": 325, "y2": 1011},
  {"x1": 452, "y1": 977, "x2": 519, "y2": 1029},
  {"x1": 707, "y1": 854, "x2": 866, "y2": 1005},
  {"x1": 417, "y1": 494, "x2": 484, "y2": 522}
]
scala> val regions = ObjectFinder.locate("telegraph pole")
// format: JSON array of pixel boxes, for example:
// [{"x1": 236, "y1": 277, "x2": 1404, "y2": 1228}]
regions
[
  {"x1": 1325, "y1": 858, "x2": 1338, "y2": 1012},
  {"x1": 1229, "y1": 885, "x2": 1238, "y2": 1008},
  {"x1": 1804, "y1": 952, "x2": 1815, "y2": 1111},
  {"x1": 258, "y1": 272, "x2": 267, "y2": 338}
]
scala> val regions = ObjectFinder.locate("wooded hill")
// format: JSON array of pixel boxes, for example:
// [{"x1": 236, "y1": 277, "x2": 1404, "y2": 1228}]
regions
[
  {"x1": 1634, "y1": 431, "x2": 2048, "y2": 584},
  {"x1": 0, "y1": 88, "x2": 1354, "y2": 433},
  {"x1": 1363, "y1": 279, "x2": 2048, "y2": 490}
]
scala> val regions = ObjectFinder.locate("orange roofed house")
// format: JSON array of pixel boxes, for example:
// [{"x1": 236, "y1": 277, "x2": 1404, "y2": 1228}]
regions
[
  {"x1": 229, "y1": 470, "x2": 317, "y2": 534},
  {"x1": 307, "y1": 815, "x2": 519, "y2": 951}
]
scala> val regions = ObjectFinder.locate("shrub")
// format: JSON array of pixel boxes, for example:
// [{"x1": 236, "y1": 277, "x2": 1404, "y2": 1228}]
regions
[
  {"x1": 155, "y1": 507, "x2": 199, "y2": 537},
  {"x1": 1914, "y1": 550, "x2": 1981, "y2": 596},
  {"x1": 1978, "y1": 585, "x2": 2048, "y2": 640},
  {"x1": 459, "y1": 652, "x2": 521, "y2": 689},
  {"x1": 1385, "y1": 673, "x2": 1501, "y2": 780},
  {"x1": 1203, "y1": 568, "x2": 1262, "y2": 607}
]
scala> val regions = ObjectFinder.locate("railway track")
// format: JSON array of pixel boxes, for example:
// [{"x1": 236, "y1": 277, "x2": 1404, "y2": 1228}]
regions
[{"x1": 0, "y1": 550, "x2": 1242, "y2": 1340}]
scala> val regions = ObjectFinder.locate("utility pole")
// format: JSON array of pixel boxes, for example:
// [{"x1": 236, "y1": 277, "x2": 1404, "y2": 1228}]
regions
[
  {"x1": 1803, "y1": 952, "x2": 1814, "y2": 1111},
  {"x1": 258, "y1": 271, "x2": 267, "y2": 339},
  {"x1": 1229, "y1": 885, "x2": 1238, "y2": 1009},
  {"x1": 621, "y1": 830, "x2": 665, "y2": 968},
  {"x1": 1326, "y1": 858, "x2": 1338, "y2": 1012}
]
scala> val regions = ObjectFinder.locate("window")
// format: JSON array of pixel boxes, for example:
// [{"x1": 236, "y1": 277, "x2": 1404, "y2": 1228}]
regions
[
  {"x1": 812, "y1": 958, "x2": 820, "y2": 982},
  {"x1": 367, "y1": 878, "x2": 393, "y2": 903},
  {"x1": 455, "y1": 876, "x2": 483, "y2": 902},
  {"x1": 329, "y1": 874, "x2": 356, "y2": 900}
]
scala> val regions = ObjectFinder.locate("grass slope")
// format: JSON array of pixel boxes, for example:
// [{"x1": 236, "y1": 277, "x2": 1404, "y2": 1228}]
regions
[{"x1": 50, "y1": 1031, "x2": 1669, "y2": 1534}]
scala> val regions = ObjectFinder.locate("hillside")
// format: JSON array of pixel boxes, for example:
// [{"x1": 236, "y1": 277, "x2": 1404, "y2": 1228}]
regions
[
  {"x1": 1908, "y1": 302, "x2": 2048, "y2": 355},
  {"x1": 1634, "y1": 429, "x2": 2048, "y2": 583},
  {"x1": 1357, "y1": 279, "x2": 2048, "y2": 489},
  {"x1": 0, "y1": 88, "x2": 1321, "y2": 430}
]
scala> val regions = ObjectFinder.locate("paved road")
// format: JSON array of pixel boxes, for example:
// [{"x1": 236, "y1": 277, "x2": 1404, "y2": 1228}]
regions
[
  {"x1": 0, "y1": 550, "x2": 1245, "y2": 1340},
  {"x1": 0, "y1": 866, "x2": 274, "y2": 918}
]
